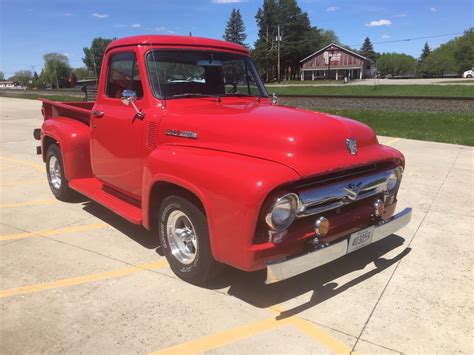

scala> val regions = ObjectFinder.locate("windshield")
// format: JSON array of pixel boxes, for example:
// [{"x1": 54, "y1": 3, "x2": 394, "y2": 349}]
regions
[{"x1": 146, "y1": 50, "x2": 268, "y2": 99}]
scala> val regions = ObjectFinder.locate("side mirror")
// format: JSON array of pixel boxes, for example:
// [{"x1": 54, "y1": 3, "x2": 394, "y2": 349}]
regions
[
  {"x1": 121, "y1": 89, "x2": 144, "y2": 119},
  {"x1": 121, "y1": 89, "x2": 137, "y2": 106}
]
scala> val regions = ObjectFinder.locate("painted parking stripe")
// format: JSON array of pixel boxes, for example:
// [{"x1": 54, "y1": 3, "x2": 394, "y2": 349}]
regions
[
  {"x1": 0, "y1": 222, "x2": 108, "y2": 241},
  {"x1": 383, "y1": 137, "x2": 400, "y2": 146},
  {"x1": 0, "y1": 198, "x2": 59, "y2": 208},
  {"x1": 0, "y1": 260, "x2": 168, "y2": 298},
  {"x1": 150, "y1": 317, "x2": 291, "y2": 355},
  {"x1": 0, "y1": 156, "x2": 44, "y2": 173},
  {"x1": 0, "y1": 179, "x2": 45, "y2": 187}
]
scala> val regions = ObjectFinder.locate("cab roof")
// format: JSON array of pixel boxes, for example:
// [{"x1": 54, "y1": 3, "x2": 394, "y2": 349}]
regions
[{"x1": 107, "y1": 35, "x2": 248, "y2": 55}]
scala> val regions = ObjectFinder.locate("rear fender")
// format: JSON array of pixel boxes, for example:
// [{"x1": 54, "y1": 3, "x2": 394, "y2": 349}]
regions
[
  {"x1": 41, "y1": 117, "x2": 92, "y2": 180},
  {"x1": 142, "y1": 146, "x2": 299, "y2": 269}
]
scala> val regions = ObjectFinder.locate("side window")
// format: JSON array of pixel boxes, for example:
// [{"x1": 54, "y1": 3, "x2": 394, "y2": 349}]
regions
[{"x1": 106, "y1": 52, "x2": 143, "y2": 99}]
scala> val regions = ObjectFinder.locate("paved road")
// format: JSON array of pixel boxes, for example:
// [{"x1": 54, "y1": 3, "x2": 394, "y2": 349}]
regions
[{"x1": 1, "y1": 97, "x2": 473, "y2": 354}]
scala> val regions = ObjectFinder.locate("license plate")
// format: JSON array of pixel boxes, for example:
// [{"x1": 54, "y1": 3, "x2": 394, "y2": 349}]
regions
[{"x1": 347, "y1": 226, "x2": 374, "y2": 253}]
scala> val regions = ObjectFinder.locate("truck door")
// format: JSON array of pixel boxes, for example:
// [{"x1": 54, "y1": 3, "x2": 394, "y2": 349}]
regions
[{"x1": 90, "y1": 51, "x2": 145, "y2": 198}]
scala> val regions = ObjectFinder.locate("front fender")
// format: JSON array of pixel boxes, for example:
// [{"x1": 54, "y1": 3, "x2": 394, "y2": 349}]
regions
[
  {"x1": 142, "y1": 146, "x2": 300, "y2": 269},
  {"x1": 41, "y1": 117, "x2": 92, "y2": 180}
]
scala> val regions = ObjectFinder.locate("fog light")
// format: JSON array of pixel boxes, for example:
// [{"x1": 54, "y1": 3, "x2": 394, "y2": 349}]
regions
[
  {"x1": 374, "y1": 199, "x2": 385, "y2": 217},
  {"x1": 315, "y1": 217, "x2": 330, "y2": 237}
]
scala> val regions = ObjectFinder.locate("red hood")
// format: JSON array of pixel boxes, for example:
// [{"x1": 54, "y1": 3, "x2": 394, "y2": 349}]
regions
[{"x1": 158, "y1": 98, "x2": 402, "y2": 178}]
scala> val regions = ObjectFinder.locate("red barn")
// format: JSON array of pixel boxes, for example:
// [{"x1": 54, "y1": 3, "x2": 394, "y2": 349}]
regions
[{"x1": 300, "y1": 43, "x2": 375, "y2": 81}]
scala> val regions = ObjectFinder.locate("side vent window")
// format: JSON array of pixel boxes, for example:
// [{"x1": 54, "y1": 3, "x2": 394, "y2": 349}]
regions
[{"x1": 106, "y1": 52, "x2": 144, "y2": 99}]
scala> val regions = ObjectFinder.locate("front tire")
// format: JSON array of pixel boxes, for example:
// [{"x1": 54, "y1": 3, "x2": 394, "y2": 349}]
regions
[
  {"x1": 45, "y1": 144, "x2": 75, "y2": 201},
  {"x1": 159, "y1": 195, "x2": 221, "y2": 284}
]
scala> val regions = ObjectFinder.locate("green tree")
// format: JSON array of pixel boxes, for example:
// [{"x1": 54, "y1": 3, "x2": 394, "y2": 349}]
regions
[
  {"x1": 423, "y1": 41, "x2": 457, "y2": 76},
  {"x1": 10, "y1": 70, "x2": 33, "y2": 87},
  {"x1": 378, "y1": 53, "x2": 417, "y2": 77},
  {"x1": 73, "y1": 67, "x2": 95, "y2": 81},
  {"x1": 319, "y1": 29, "x2": 339, "y2": 47},
  {"x1": 83, "y1": 37, "x2": 114, "y2": 79},
  {"x1": 41, "y1": 53, "x2": 72, "y2": 89},
  {"x1": 417, "y1": 42, "x2": 432, "y2": 77},
  {"x1": 454, "y1": 28, "x2": 474, "y2": 73},
  {"x1": 224, "y1": 9, "x2": 247, "y2": 46},
  {"x1": 360, "y1": 37, "x2": 376, "y2": 61},
  {"x1": 0, "y1": 71, "x2": 4, "y2": 81},
  {"x1": 253, "y1": 0, "x2": 316, "y2": 81}
]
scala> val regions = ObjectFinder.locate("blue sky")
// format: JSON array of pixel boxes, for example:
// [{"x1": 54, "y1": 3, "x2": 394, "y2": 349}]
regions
[{"x1": 1, "y1": 0, "x2": 472, "y2": 78}]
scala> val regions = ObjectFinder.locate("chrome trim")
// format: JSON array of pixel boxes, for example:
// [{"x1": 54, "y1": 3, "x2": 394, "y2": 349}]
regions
[
  {"x1": 265, "y1": 193, "x2": 299, "y2": 231},
  {"x1": 296, "y1": 167, "x2": 402, "y2": 217},
  {"x1": 265, "y1": 207, "x2": 412, "y2": 284},
  {"x1": 346, "y1": 137, "x2": 358, "y2": 155}
]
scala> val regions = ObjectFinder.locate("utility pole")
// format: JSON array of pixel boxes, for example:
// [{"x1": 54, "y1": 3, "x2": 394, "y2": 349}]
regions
[
  {"x1": 277, "y1": 25, "x2": 281, "y2": 83},
  {"x1": 92, "y1": 51, "x2": 98, "y2": 86}
]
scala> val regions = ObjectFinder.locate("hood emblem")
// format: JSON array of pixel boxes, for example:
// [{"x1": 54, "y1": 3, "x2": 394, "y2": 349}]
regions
[{"x1": 346, "y1": 138, "x2": 357, "y2": 155}]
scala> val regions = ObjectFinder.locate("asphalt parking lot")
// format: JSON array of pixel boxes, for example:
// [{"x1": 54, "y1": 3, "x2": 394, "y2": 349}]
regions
[{"x1": 1, "y1": 97, "x2": 473, "y2": 354}]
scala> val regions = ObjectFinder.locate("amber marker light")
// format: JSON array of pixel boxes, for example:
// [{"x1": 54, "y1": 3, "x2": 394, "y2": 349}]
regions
[
  {"x1": 315, "y1": 217, "x2": 330, "y2": 237},
  {"x1": 374, "y1": 199, "x2": 385, "y2": 217}
]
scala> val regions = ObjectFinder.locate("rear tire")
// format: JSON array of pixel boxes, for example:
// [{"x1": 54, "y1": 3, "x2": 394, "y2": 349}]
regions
[
  {"x1": 45, "y1": 144, "x2": 75, "y2": 201},
  {"x1": 159, "y1": 195, "x2": 222, "y2": 284}
]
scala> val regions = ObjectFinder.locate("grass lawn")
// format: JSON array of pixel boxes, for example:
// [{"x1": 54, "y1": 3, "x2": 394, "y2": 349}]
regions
[
  {"x1": 317, "y1": 109, "x2": 474, "y2": 146},
  {"x1": 271, "y1": 85, "x2": 474, "y2": 97},
  {"x1": 0, "y1": 93, "x2": 84, "y2": 102}
]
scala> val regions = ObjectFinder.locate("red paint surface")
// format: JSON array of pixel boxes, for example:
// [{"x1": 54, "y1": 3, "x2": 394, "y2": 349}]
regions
[{"x1": 39, "y1": 36, "x2": 405, "y2": 271}]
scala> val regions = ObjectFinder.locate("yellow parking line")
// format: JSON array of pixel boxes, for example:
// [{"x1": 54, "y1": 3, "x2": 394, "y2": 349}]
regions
[
  {"x1": 0, "y1": 156, "x2": 44, "y2": 173},
  {"x1": 150, "y1": 317, "x2": 290, "y2": 355},
  {"x1": 0, "y1": 222, "x2": 108, "y2": 241},
  {"x1": 0, "y1": 179, "x2": 45, "y2": 187},
  {"x1": 384, "y1": 137, "x2": 400, "y2": 146},
  {"x1": 0, "y1": 198, "x2": 59, "y2": 208},
  {"x1": 269, "y1": 305, "x2": 352, "y2": 354},
  {"x1": 289, "y1": 317, "x2": 353, "y2": 354},
  {"x1": 0, "y1": 260, "x2": 168, "y2": 298}
]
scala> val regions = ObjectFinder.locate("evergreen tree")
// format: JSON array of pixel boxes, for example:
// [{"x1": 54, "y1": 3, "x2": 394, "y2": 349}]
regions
[
  {"x1": 253, "y1": 0, "x2": 314, "y2": 81},
  {"x1": 223, "y1": 9, "x2": 247, "y2": 46},
  {"x1": 417, "y1": 42, "x2": 432, "y2": 77},
  {"x1": 360, "y1": 37, "x2": 376, "y2": 60}
]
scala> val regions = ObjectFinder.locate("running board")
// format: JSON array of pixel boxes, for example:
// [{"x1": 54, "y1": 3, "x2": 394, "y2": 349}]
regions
[{"x1": 69, "y1": 178, "x2": 142, "y2": 224}]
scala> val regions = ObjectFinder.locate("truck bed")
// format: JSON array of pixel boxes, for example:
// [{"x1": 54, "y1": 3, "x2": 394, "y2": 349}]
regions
[{"x1": 40, "y1": 98, "x2": 93, "y2": 125}]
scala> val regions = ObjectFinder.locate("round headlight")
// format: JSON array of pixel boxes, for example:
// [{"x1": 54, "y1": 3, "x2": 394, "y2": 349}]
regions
[
  {"x1": 266, "y1": 193, "x2": 298, "y2": 231},
  {"x1": 387, "y1": 167, "x2": 402, "y2": 193}
]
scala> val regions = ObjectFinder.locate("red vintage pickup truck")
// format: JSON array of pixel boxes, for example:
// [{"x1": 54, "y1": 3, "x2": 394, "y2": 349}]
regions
[{"x1": 34, "y1": 35, "x2": 412, "y2": 284}]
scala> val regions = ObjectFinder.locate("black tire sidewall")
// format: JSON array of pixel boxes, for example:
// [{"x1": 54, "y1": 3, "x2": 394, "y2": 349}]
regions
[
  {"x1": 159, "y1": 196, "x2": 215, "y2": 284},
  {"x1": 45, "y1": 144, "x2": 70, "y2": 200}
]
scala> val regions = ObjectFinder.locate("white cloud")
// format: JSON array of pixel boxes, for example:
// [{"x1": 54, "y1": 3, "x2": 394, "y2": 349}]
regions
[
  {"x1": 210, "y1": 0, "x2": 246, "y2": 3},
  {"x1": 92, "y1": 13, "x2": 109, "y2": 18},
  {"x1": 155, "y1": 26, "x2": 176, "y2": 34},
  {"x1": 63, "y1": 12, "x2": 72, "y2": 17},
  {"x1": 430, "y1": 7, "x2": 437, "y2": 12},
  {"x1": 326, "y1": 6, "x2": 340, "y2": 12},
  {"x1": 131, "y1": 23, "x2": 142, "y2": 28},
  {"x1": 365, "y1": 19, "x2": 392, "y2": 27},
  {"x1": 381, "y1": 34, "x2": 390, "y2": 39},
  {"x1": 394, "y1": 13, "x2": 407, "y2": 17}
]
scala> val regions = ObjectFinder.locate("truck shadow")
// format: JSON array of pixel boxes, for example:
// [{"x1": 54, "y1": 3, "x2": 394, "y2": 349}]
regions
[
  {"x1": 80, "y1": 199, "x2": 410, "y2": 316},
  {"x1": 81, "y1": 201, "x2": 161, "y2": 250},
  {"x1": 207, "y1": 235, "x2": 410, "y2": 316}
]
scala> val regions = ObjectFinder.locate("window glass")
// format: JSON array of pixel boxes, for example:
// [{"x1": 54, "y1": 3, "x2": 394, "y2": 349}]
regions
[
  {"x1": 146, "y1": 50, "x2": 267, "y2": 99},
  {"x1": 106, "y1": 52, "x2": 143, "y2": 99}
]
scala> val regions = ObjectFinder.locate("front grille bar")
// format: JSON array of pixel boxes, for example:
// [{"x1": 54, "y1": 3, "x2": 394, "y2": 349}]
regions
[{"x1": 296, "y1": 168, "x2": 398, "y2": 217}]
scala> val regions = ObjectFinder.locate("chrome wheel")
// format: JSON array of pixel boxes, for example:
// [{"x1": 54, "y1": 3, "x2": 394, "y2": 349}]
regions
[
  {"x1": 166, "y1": 210, "x2": 198, "y2": 264},
  {"x1": 48, "y1": 155, "x2": 62, "y2": 190}
]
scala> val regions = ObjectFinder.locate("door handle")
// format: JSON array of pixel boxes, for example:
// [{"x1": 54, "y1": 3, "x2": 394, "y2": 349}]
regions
[{"x1": 92, "y1": 110, "x2": 104, "y2": 118}]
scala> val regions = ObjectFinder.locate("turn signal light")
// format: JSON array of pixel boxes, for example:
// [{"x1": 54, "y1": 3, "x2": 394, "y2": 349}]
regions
[
  {"x1": 374, "y1": 199, "x2": 385, "y2": 217},
  {"x1": 315, "y1": 217, "x2": 330, "y2": 237}
]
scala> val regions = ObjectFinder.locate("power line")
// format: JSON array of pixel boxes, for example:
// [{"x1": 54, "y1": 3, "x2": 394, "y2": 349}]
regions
[{"x1": 348, "y1": 32, "x2": 464, "y2": 47}]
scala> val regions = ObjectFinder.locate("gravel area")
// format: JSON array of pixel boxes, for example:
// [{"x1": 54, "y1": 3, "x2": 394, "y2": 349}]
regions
[{"x1": 280, "y1": 96, "x2": 474, "y2": 113}]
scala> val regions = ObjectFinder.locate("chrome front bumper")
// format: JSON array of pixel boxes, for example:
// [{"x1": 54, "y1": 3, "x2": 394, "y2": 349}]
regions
[{"x1": 265, "y1": 207, "x2": 412, "y2": 284}]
